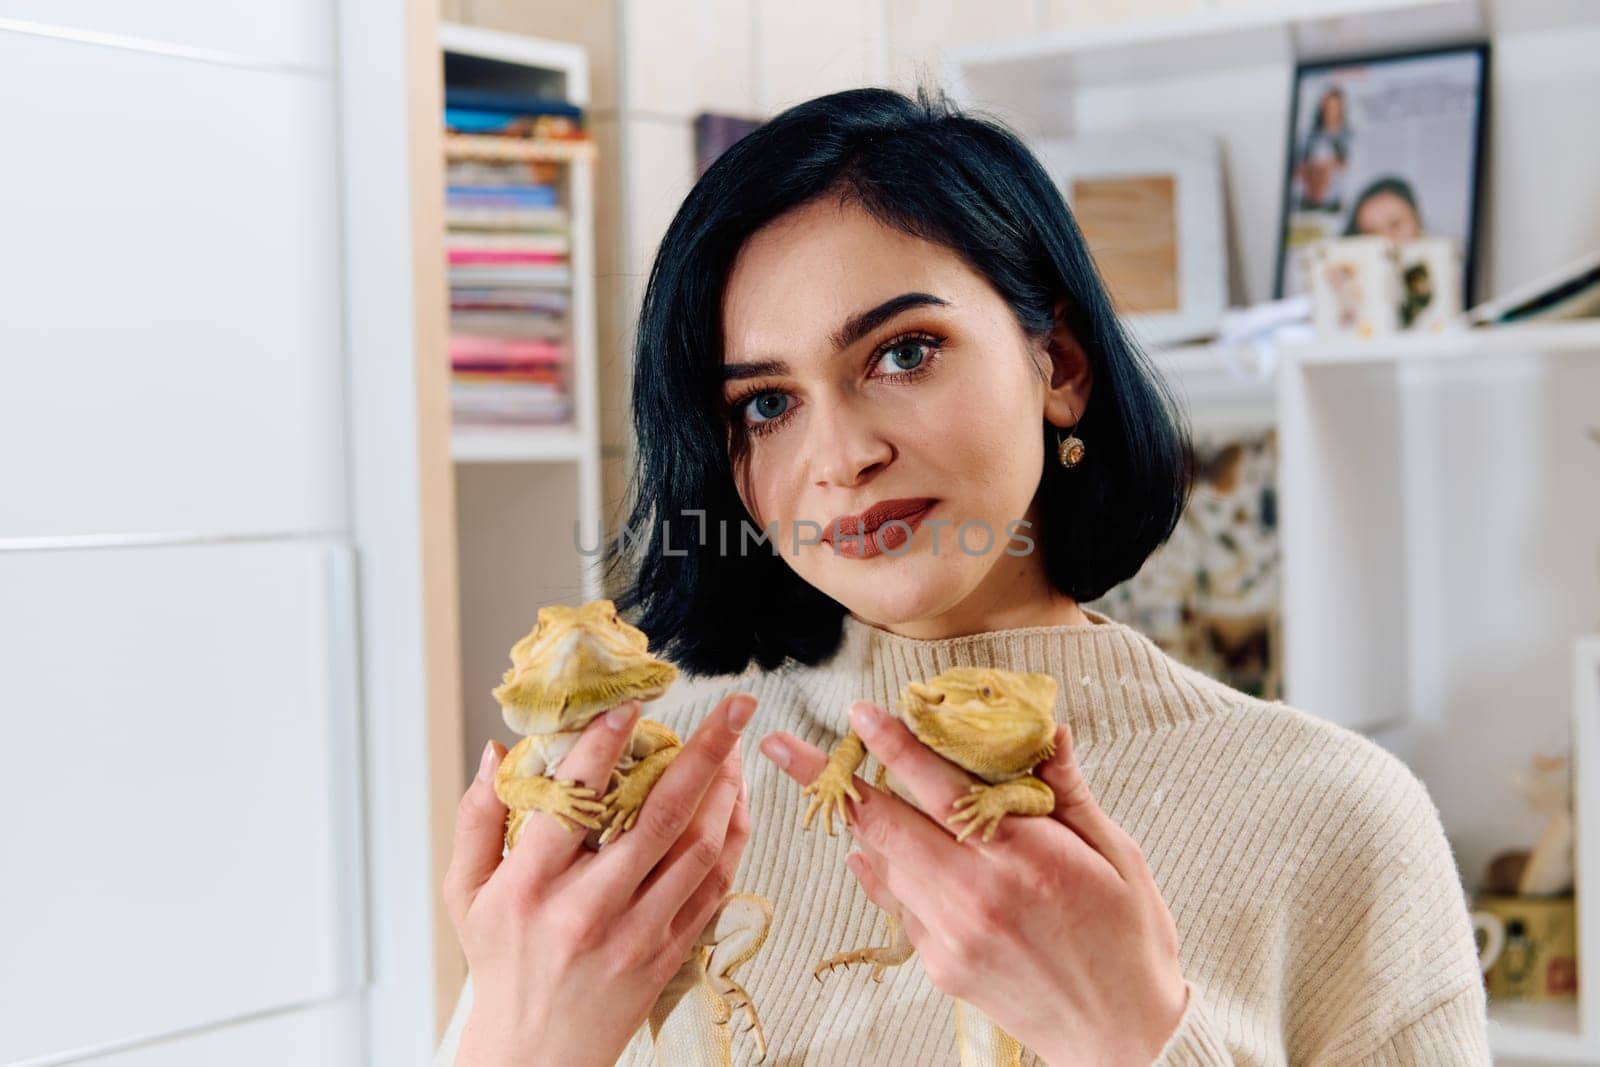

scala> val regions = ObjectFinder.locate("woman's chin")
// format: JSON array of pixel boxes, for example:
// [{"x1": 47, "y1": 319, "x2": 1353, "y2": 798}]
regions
[{"x1": 815, "y1": 554, "x2": 975, "y2": 625}]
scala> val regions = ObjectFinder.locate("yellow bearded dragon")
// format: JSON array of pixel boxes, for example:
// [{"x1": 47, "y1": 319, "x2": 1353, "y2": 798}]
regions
[
  {"x1": 491, "y1": 598, "x2": 772, "y2": 1063},
  {"x1": 800, "y1": 666, "x2": 1060, "y2": 1067}
]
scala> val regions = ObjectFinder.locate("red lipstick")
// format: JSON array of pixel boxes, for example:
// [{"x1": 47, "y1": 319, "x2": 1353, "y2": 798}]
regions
[{"x1": 824, "y1": 497, "x2": 937, "y2": 559}]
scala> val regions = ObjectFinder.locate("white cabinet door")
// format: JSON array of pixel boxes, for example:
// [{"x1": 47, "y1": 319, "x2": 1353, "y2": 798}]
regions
[
  {"x1": 0, "y1": 1, "x2": 334, "y2": 71},
  {"x1": 0, "y1": 540, "x2": 365, "y2": 1063},
  {"x1": 46, "y1": 998, "x2": 366, "y2": 1067},
  {"x1": 0, "y1": 25, "x2": 345, "y2": 541}
]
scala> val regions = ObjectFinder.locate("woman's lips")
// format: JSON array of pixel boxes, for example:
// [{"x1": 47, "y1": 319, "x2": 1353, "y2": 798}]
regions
[{"x1": 830, "y1": 500, "x2": 936, "y2": 559}]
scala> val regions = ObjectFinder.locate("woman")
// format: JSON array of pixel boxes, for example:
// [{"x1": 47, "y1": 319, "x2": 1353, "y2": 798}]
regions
[
  {"x1": 1294, "y1": 86, "x2": 1351, "y2": 212},
  {"x1": 1343, "y1": 175, "x2": 1426, "y2": 242},
  {"x1": 436, "y1": 84, "x2": 1490, "y2": 1065}
]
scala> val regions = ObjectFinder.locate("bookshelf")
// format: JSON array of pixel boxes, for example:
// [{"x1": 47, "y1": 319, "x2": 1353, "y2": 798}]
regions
[
  {"x1": 437, "y1": 26, "x2": 607, "y2": 829},
  {"x1": 947, "y1": 3, "x2": 1600, "y2": 1059},
  {"x1": 439, "y1": 21, "x2": 603, "y2": 588}
]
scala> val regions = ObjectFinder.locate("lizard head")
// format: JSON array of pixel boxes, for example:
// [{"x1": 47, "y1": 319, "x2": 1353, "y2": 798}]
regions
[
  {"x1": 492, "y1": 598, "x2": 678, "y2": 736},
  {"x1": 900, "y1": 666, "x2": 1058, "y2": 780}
]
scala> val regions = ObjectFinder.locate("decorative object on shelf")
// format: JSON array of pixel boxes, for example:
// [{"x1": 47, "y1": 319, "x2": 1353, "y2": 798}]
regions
[
  {"x1": 694, "y1": 112, "x2": 763, "y2": 180},
  {"x1": 1275, "y1": 43, "x2": 1488, "y2": 311},
  {"x1": 489, "y1": 599, "x2": 773, "y2": 1062},
  {"x1": 1088, "y1": 425, "x2": 1281, "y2": 700},
  {"x1": 1479, "y1": 751, "x2": 1576, "y2": 897},
  {"x1": 1473, "y1": 894, "x2": 1579, "y2": 1002},
  {"x1": 1032, "y1": 132, "x2": 1228, "y2": 346},
  {"x1": 1467, "y1": 248, "x2": 1600, "y2": 327},
  {"x1": 1470, "y1": 749, "x2": 1579, "y2": 1001},
  {"x1": 1518, "y1": 752, "x2": 1577, "y2": 897},
  {"x1": 1304, "y1": 235, "x2": 1401, "y2": 338},
  {"x1": 1302, "y1": 234, "x2": 1466, "y2": 339}
]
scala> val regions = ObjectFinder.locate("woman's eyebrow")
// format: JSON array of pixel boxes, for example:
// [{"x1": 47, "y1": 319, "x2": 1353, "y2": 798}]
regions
[{"x1": 721, "y1": 291, "x2": 951, "y2": 381}]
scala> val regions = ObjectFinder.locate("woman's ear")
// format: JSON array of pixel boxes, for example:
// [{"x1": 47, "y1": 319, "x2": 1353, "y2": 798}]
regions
[{"x1": 1041, "y1": 299, "x2": 1092, "y2": 427}]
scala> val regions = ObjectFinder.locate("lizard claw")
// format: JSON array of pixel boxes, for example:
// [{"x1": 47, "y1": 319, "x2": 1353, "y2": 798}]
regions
[
  {"x1": 800, "y1": 766, "x2": 861, "y2": 835},
  {"x1": 945, "y1": 783, "x2": 1005, "y2": 842}
]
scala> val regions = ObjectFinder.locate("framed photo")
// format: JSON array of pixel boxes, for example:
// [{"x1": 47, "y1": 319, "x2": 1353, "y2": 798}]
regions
[
  {"x1": 1033, "y1": 132, "x2": 1229, "y2": 346},
  {"x1": 693, "y1": 112, "x2": 763, "y2": 180},
  {"x1": 1274, "y1": 42, "x2": 1489, "y2": 307}
]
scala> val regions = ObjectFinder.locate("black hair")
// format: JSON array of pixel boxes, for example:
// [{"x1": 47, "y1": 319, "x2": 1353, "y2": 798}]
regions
[
  {"x1": 1343, "y1": 175, "x2": 1424, "y2": 237},
  {"x1": 601, "y1": 80, "x2": 1194, "y2": 677}
]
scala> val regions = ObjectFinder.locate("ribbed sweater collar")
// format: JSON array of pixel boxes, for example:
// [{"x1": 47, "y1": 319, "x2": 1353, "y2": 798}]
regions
[{"x1": 794, "y1": 606, "x2": 1241, "y2": 746}]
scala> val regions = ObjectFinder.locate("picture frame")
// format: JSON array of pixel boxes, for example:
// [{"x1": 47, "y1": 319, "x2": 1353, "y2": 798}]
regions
[
  {"x1": 1274, "y1": 42, "x2": 1489, "y2": 307},
  {"x1": 1033, "y1": 132, "x2": 1229, "y2": 346}
]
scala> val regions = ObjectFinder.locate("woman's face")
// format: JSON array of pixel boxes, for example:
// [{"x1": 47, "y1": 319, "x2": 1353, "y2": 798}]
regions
[
  {"x1": 1320, "y1": 92, "x2": 1345, "y2": 129},
  {"x1": 718, "y1": 196, "x2": 1089, "y2": 629},
  {"x1": 1354, "y1": 190, "x2": 1422, "y2": 241}
]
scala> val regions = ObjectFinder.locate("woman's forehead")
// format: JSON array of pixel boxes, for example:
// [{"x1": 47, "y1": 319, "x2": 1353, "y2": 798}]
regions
[{"x1": 721, "y1": 202, "x2": 976, "y2": 364}]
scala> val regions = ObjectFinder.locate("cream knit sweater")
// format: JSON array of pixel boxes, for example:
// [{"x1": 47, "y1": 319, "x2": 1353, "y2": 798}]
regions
[{"x1": 434, "y1": 607, "x2": 1492, "y2": 1066}]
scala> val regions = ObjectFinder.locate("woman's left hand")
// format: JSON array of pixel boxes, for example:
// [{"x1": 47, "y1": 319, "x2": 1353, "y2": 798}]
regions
[{"x1": 760, "y1": 700, "x2": 1190, "y2": 1067}]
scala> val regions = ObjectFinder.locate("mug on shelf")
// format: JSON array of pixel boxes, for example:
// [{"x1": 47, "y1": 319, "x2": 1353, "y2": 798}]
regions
[{"x1": 1471, "y1": 894, "x2": 1579, "y2": 1002}]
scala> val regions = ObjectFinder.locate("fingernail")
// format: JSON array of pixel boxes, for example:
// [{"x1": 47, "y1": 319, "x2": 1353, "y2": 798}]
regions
[
  {"x1": 845, "y1": 852, "x2": 864, "y2": 876},
  {"x1": 606, "y1": 700, "x2": 639, "y2": 732},
  {"x1": 476, "y1": 740, "x2": 498, "y2": 784},
  {"x1": 849, "y1": 701, "x2": 883, "y2": 740},
  {"x1": 739, "y1": 775, "x2": 749, "y2": 802},
  {"x1": 759, "y1": 734, "x2": 790, "y2": 769},
  {"x1": 728, "y1": 695, "x2": 756, "y2": 733}
]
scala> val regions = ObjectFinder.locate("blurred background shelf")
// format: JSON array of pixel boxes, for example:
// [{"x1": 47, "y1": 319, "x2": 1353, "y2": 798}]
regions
[{"x1": 450, "y1": 425, "x2": 586, "y2": 463}]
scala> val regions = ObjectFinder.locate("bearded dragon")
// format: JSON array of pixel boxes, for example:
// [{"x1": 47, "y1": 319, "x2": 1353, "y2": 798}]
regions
[
  {"x1": 800, "y1": 666, "x2": 1060, "y2": 1067},
  {"x1": 491, "y1": 598, "x2": 772, "y2": 1063}
]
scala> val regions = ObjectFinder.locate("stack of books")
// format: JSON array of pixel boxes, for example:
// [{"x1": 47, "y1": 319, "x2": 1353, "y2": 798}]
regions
[{"x1": 444, "y1": 88, "x2": 586, "y2": 428}]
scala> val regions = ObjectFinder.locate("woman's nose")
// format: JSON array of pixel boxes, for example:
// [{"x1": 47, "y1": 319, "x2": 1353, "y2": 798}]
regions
[{"x1": 808, "y1": 404, "x2": 893, "y2": 488}]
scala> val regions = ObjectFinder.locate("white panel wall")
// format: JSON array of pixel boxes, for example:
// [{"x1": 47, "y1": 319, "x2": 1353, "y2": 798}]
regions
[
  {"x1": 0, "y1": 24, "x2": 345, "y2": 541},
  {"x1": 0, "y1": 4, "x2": 373, "y2": 1064},
  {"x1": 0, "y1": 2, "x2": 333, "y2": 70},
  {"x1": 0, "y1": 541, "x2": 366, "y2": 1063},
  {"x1": 69, "y1": 999, "x2": 364, "y2": 1067}
]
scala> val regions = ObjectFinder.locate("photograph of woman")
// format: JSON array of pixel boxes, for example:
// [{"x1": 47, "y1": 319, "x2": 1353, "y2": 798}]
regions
[
  {"x1": 1344, "y1": 175, "x2": 1426, "y2": 241},
  {"x1": 1292, "y1": 86, "x2": 1351, "y2": 212},
  {"x1": 435, "y1": 84, "x2": 1492, "y2": 1065},
  {"x1": 1274, "y1": 45, "x2": 1486, "y2": 301}
]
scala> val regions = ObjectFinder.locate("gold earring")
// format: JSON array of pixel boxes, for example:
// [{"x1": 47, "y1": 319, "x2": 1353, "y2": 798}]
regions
[{"x1": 1056, "y1": 424, "x2": 1085, "y2": 468}]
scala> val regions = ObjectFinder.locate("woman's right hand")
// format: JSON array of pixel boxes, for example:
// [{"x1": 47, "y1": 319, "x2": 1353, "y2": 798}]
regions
[{"x1": 444, "y1": 692, "x2": 757, "y2": 1067}]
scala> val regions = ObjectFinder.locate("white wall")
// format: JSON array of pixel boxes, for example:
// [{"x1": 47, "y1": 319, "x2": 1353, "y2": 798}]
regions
[{"x1": 1, "y1": 3, "x2": 440, "y2": 1063}]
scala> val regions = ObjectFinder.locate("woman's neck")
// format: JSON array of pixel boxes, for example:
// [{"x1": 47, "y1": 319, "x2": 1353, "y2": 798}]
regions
[{"x1": 849, "y1": 566, "x2": 1092, "y2": 641}]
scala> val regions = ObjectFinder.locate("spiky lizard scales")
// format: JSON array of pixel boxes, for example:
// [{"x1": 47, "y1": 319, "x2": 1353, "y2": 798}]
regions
[
  {"x1": 488, "y1": 598, "x2": 773, "y2": 1063},
  {"x1": 801, "y1": 665, "x2": 1061, "y2": 1067}
]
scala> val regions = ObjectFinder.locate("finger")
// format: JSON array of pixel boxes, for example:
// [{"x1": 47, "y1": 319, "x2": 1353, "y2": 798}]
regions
[
  {"x1": 759, "y1": 729, "x2": 867, "y2": 804},
  {"x1": 847, "y1": 700, "x2": 979, "y2": 832},
  {"x1": 766, "y1": 729, "x2": 966, "y2": 924},
  {"x1": 604, "y1": 692, "x2": 756, "y2": 885},
  {"x1": 502, "y1": 700, "x2": 641, "y2": 884},
  {"x1": 658, "y1": 765, "x2": 755, "y2": 959},
  {"x1": 845, "y1": 846, "x2": 933, "y2": 949},
  {"x1": 1037, "y1": 723, "x2": 1139, "y2": 881},
  {"x1": 630, "y1": 738, "x2": 744, "y2": 925},
  {"x1": 442, "y1": 739, "x2": 510, "y2": 929}
]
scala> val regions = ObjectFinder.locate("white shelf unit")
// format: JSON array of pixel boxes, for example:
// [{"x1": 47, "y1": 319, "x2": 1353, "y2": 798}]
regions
[
  {"x1": 1485, "y1": 637, "x2": 1600, "y2": 1063},
  {"x1": 439, "y1": 25, "x2": 608, "y2": 795},
  {"x1": 947, "y1": 3, "x2": 1600, "y2": 1060},
  {"x1": 439, "y1": 22, "x2": 603, "y2": 596}
]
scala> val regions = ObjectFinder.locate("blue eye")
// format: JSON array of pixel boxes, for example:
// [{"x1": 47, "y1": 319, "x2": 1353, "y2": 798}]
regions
[
  {"x1": 745, "y1": 392, "x2": 790, "y2": 425},
  {"x1": 877, "y1": 339, "x2": 931, "y2": 374}
]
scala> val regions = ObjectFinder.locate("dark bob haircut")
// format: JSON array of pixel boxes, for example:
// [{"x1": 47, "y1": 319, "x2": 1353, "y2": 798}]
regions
[
  {"x1": 1343, "y1": 175, "x2": 1424, "y2": 237},
  {"x1": 602, "y1": 80, "x2": 1193, "y2": 677}
]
